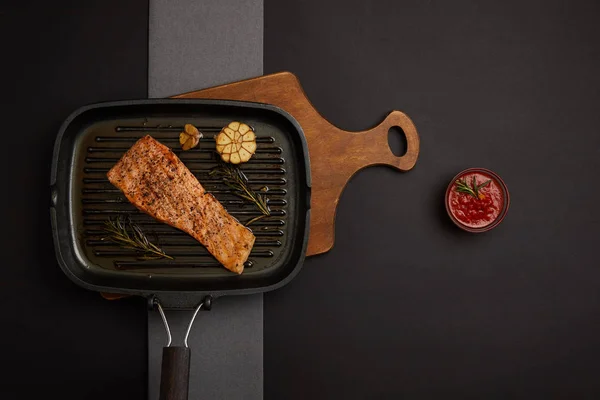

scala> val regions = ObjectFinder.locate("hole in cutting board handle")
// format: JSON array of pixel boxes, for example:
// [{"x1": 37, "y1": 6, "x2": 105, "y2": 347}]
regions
[{"x1": 388, "y1": 126, "x2": 407, "y2": 157}]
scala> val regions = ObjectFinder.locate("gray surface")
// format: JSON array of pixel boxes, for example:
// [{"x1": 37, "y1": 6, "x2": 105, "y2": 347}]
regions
[
  {"x1": 148, "y1": 296, "x2": 263, "y2": 400},
  {"x1": 148, "y1": 0, "x2": 263, "y2": 399},
  {"x1": 149, "y1": 0, "x2": 263, "y2": 98}
]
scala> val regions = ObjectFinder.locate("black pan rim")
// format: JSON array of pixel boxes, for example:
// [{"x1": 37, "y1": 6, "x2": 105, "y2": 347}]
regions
[
  {"x1": 50, "y1": 209, "x2": 311, "y2": 299},
  {"x1": 50, "y1": 98, "x2": 311, "y2": 300},
  {"x1": 51, "y1": 98, "x2": 312, "y2": 188}
]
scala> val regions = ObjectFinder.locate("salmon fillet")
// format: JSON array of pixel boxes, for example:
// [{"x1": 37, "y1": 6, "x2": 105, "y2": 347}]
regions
[{"x1": 106, "y1": 135, "x2": 255, "y2": 274}]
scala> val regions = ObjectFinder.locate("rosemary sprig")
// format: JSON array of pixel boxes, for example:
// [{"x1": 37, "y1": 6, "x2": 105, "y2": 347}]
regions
[
  {"x1": 208, "y1": 162, "x2": 271, "y2": 224},
  {"x1": 245, "y1": 215, "x2": 267, "y2": 226},
  {"x1": 455, "y1": 176, "x2": 491, "y2": 199},
  {"x1": 101, "y1": 216, "x2": 173, "y2": 260}
]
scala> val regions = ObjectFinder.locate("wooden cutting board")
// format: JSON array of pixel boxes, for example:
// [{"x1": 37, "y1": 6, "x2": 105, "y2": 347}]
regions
[
  {"x1": 172, "y1": 71, "x2": 420, "y2": 257},
  {"x1": 100, "y1": 72, "x2": 420, "y2": 300}
]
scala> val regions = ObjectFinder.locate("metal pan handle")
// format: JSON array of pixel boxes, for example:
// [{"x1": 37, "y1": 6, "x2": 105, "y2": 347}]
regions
[{"x1": 155, "y1": 297, "x2": 212, "y2": 400}]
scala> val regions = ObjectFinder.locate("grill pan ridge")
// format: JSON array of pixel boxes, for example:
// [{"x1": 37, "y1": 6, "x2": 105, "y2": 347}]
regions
[{"x1": 50, "y1": 99, "x2": 311, "y2": 301}]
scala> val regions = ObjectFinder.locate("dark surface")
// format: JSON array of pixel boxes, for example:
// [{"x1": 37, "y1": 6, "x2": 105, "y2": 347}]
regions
[
  {"x1": 1, "y1": 1, "x2": 148, "y2": 399},
  {"x1": 4, "y1": 0, "x2": 600, "y2": 399},
  {"x1": 265, "y1": 0, "x2": 600, "y2": 399}
]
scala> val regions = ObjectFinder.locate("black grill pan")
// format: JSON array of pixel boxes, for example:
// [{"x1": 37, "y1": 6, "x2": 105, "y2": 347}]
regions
[{"x1": 49, "y1": 99, "x2": 311, "y2": 400}]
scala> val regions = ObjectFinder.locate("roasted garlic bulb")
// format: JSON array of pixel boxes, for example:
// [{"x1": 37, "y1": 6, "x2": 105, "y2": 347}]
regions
[
  {"x1": 215, "y1": 121, "x2": 257, "y2": 164},
  {"x1": 179, "y1": 124, "x2": 202, "y2": 150}
]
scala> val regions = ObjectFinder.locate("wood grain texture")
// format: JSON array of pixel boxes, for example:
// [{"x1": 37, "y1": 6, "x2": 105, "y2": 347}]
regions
[
  {"x1": 172, "y1": 71, "x2": 420, "y2": 256},
  {"x1": 99, "y1": 72, "x2": 420, "y2": 300}
]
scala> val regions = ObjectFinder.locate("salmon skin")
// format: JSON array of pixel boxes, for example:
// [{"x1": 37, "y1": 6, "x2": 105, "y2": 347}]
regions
[{"x1": 106, "y1": 135, "x2": 255, "y2": 274}]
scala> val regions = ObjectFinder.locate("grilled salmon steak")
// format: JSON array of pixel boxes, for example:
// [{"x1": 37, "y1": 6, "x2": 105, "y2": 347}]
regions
[{"x1": 107, "y1": 135, "x2": 255, "y2": 274}]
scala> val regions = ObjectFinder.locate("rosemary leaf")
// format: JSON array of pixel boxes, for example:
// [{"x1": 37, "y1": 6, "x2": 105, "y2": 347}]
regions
[
  {"x1": 455, "y1": 176, "x2": 492, "y2": 199},
  {"x1": 245, "y1": 215, "x2": 266, "y2": 226},
  {"x1": 455, "y1": 179, "x2": 477, "y2": 198},
  {"x1": 210, "y1": 162, "x2": 272, "y2": 217},
  {"x1": 477, "y1": 179, "x2": 491, "y2": 190},
  {"x1": 102, "y1": 216, "x2": 173, "y2": 260}
]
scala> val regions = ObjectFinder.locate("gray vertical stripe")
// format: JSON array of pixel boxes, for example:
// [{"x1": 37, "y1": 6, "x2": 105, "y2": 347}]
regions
[
  {"x1": 148, "y1": 0, "x2": 263, "y2": 98},
  {"x1": 147, "y1": 0, "x2": 264, "y2": 399}
]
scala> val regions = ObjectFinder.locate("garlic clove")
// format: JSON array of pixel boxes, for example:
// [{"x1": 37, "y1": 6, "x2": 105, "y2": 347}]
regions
[
  {"x1": 241, "y1": 141, "x2": 257, "y2": 154},
  {"x1": 238, "y1": 147, "x2": 252, "y2": 162},
  {"x1": 229, "y1": 152, "x2": 241, "y2": 164},
  {"x1": 224, "y1": 127, "x2": 235, "y2": 140},
  {"x1": 238, "y1": 123, "x2": 250, "y2": 135}
]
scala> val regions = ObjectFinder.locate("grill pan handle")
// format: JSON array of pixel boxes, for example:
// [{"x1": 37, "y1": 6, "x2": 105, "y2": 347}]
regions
[
  {"x1": 154, "y1": 296, "x2": 213, "y2": 400},
  {"x1": 160, "y1": 346, "x2": 191, "y2": 400}
]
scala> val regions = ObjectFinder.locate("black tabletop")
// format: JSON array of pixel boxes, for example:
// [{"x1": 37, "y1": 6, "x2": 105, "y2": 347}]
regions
[
  {"x1": 4, "y1": 0, "x2": 600, "y2": 398},
  {"x1": 264, "y1": 0, "x2": 600, "y2": 398},
  {"x1": 3, "y1": 1, "x2": 148, "y2": 398}
]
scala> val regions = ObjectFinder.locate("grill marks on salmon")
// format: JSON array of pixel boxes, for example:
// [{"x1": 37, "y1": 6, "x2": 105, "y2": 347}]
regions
[{"x1": 106, "y1": 135, "x2": 255, "y2": 274}]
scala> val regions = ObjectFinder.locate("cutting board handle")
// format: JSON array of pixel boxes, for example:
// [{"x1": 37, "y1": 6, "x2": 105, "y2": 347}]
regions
[
  {"x1": 354, "y1": 110, "x2": 420, "y2": 172},
  {"x1": 172, "y1": 71, "x2": 421, "y2": 256}
]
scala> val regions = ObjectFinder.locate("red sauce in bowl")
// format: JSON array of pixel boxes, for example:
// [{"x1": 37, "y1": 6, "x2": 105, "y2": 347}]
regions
[{"x1": 446, "y1": 169, "x2": 508, "y2": 231}]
